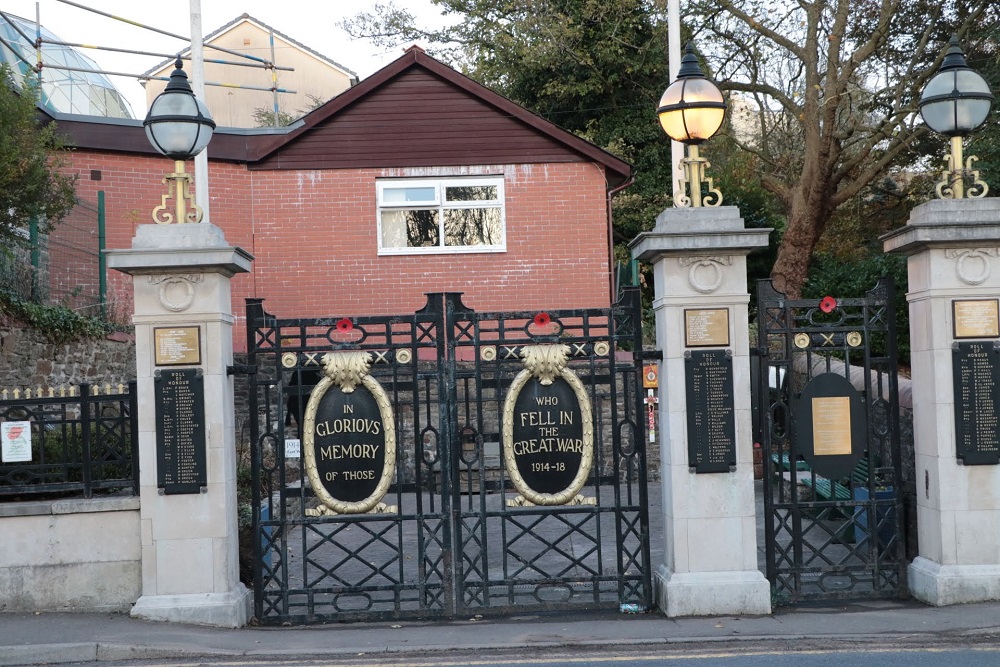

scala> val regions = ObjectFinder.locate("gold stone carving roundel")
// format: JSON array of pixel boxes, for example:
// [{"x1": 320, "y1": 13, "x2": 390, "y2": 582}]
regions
[
  {"x1": 846, "y1": 332, "x2": 862, "y2": 348},
  {"x1": 794, "y1": 333, "x2": 811, "y2": 349},
  {"x1": 501, "y1": 344, "x2": 594, "y2": 506},
  {"x1": 302, "y1": 351, "x2": 396, "y2": 514}
]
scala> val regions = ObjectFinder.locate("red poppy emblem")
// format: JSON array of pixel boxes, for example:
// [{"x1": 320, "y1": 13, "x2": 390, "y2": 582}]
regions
[
  {"x1": 533, "y1": 312, "x2": 551, "y2": 327},
  {"x1": 819, "y1": 296, "x2": 837, "y2": 313},
  {"x1": 336, "y1": 318, "x2": 353, "y2": 332}
]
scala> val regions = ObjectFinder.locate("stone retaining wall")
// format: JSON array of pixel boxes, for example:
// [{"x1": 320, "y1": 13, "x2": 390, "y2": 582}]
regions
[{"x1": 0, "y1": 325, "x2": 135, "y2": 390}]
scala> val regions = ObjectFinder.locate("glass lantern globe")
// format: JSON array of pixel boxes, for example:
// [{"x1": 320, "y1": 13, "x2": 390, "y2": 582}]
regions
[
  {"x1": 143, "y1": 59, "x2": 216, "y2": 160},
  {"x1": 657, "y1": 43, "x2": 726, "y2": 144},
  {"x1": 919, "y1": 37, "x2": 994, "y2": 137}
]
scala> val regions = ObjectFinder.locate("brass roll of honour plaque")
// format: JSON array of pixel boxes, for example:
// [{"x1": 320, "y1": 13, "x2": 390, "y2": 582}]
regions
[
  {"x1": 502, "y1": 344, "x2": 595, "y2": 506},
  {"x1": 303, "y1": 351, "x2": 397, "y2": 515}
]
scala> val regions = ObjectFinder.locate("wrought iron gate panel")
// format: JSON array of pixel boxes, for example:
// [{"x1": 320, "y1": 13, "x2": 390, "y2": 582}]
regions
[
  {"x1": 755, "y1": 278, "x2": 905, "y2": 604},
  {"x1": 444, "y1": 289, "x2": 651, "y2": 613},
  {"x1": 245, "y1": 289, "x2": 651, "y2": 624},
  {"x1": 246, "y1": 297, "x2": 451, "y2": 624}
]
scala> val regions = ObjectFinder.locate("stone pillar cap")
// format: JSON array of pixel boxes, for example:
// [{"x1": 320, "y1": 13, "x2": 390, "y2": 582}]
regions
[
  {"x1": 630, "y1": 206, "x2": 771, "y2": 261},
  {"x1": 106, "y1": 223, "x2": 253, "y2": 276},
  {"x1": 883, "y1": 199, "x2": 1000, "y2": 256}
]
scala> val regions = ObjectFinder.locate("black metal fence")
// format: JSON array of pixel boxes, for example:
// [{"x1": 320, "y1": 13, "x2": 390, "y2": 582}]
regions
[{"x1": 0, "y1": 381, "x2": 138, "y2": 498}]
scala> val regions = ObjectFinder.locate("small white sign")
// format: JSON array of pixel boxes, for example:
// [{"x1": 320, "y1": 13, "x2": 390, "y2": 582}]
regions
[
  {"x1": 1, "y1": 421, "x2": 32, "y2": 463},
  {"x1": 284, "y1": 438, "x2": 301, "y2": 459}
]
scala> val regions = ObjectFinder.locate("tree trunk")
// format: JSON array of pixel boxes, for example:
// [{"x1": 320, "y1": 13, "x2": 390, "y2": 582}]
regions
[{"x1": 770, "y1": 197, "x2": 830, "y2": 299}]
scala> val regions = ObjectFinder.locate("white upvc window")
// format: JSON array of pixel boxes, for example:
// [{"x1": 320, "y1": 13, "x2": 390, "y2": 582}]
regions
[{"x1": 377, "y1": 176, "x2": 506, "y2": 254}]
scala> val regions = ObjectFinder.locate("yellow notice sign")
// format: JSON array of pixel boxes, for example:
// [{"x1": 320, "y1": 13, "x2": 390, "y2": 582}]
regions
[{"x1": 812, "y1": 396, "x2": 852, "y2": 456}]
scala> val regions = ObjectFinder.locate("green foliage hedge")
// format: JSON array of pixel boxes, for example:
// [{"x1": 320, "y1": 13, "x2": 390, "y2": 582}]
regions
[{"x1": 0, "y1": 292, "x2": 113, "y2": 345}]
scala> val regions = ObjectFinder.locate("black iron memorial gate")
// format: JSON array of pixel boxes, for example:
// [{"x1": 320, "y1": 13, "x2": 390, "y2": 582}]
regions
[
  {"x1": 753, "y1": 278, "x2": 906, "y2": 603},
  {"x1": 245, "y1": 289, "x2": 651, "y2": 624}
]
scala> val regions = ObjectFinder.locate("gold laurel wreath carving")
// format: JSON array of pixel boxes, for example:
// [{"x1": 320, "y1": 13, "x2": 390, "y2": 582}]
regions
[
  {"x1": 302, "y1": 351, "x2": 397, "y2": 515},
  {"x1": 501, "y1": 344, "x2": 594, "y2": 506}
]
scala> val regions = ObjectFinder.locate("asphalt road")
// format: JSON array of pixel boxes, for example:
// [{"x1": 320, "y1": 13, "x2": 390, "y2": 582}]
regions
[{"x1": 45, "y1": 641, "x2": 1000, "y2": 667}]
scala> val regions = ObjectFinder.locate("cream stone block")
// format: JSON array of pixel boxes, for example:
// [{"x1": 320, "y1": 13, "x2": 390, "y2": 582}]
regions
[
  {"x1": 131, "y1": 586, "x2": 251, "y2": 627},
  {"x1": 917, "y1": 504, "x2": 945, "y2": 564},
  {"x1": 668, "y1": 465, "x2": 754, "y2": 519},
  {"x1": 667, "y1": 515, "x2": 689, "y2": 573},
  {"x1": 156, "y1": 537, "x2": 215, "y2": 595},
  {"x1": 914, "y1": 452, "x2": 940, "y2": 509},
  {"x1": 966, "y1": 467, "x2": 1000, "y2": 511},
  {"x1": 907, "y1": 302, "x2": 934, "y2": 352},
  {"x1": 685, "y1": 516, "x2": 752, "y2": 572},
  {"x1": 207, "y1": 441, "x2": 236, "y2": 484},
  {"x1": 931, "y1": 351, "x2": 958, "y2": 404},
  {"x1": 909, "y1": 557, "x2": 1000, "y2": 606},
  {"x1": 146, "y1": 493, "x2": 230, "y2": 542},
  {"x1": 955, "y1": 511, "x2": 1000, "y2": 565},
  {"x1": 213, "y1": 536, "x2": 239, "y2": 593},
  {"x1": 906, "y1": 253, "x2": 932, "y2": 294},
  {"x1": 655, "y1": 566, "x2": 771, "y2": 617}
]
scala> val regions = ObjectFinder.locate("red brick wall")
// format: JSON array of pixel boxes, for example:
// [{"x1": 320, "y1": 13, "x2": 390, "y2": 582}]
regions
[{"x1": 66, "y1": 153, "x2": 613, "y2": 352}]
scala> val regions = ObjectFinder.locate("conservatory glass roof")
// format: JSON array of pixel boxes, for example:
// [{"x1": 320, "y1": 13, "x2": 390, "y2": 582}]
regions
[{"x1": 0, "y1": 13, "x2": 133, "y2": 118}]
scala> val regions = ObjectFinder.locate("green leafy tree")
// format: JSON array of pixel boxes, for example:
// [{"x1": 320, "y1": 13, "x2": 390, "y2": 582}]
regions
[
  {"x1": 0, "y1": 65, "x2": 77, "y2": 251},
  {"x1": 252, "y1": 94, "x2": 329, "y2": 128},
  {"x1": 686, "y1": 0, "x2": 997, "y2": 297}
]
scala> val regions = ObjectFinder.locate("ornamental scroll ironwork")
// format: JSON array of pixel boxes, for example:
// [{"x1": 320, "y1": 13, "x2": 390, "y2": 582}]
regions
[
  {"x1": 937, "y1": 154, "x2": 989, "y2": 200},
  {"x1": 501, "y1": 344, "x2": 595, "y2": 507},
  {"x1": 302, "y1": 351, "x2": 397, "y2": 515}
]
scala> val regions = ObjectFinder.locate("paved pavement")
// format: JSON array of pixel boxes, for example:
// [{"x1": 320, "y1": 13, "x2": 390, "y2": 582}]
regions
[
  {"x1": 2, "y1": 598, "x2": 1000, "y2": 665},
  {"x1": 3, "y1": 484, "x2": 997, "y2": 665}
]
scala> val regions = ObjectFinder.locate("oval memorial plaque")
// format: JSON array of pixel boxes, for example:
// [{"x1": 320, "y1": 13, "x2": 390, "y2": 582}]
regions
[
  {"x1": 502, "y1": 345, "x2": 593, "y2": 506},
  {"x1": 303, "y1": 351, "x2": 396, "y2": 514}
]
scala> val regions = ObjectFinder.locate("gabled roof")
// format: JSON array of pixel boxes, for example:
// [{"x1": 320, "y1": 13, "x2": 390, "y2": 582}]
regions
[
  {"x1": 252, "y1": 46, "x2": 632, "y2": 186},
  {"x1": 50, "y1": 46, "x2": 632, "y2": 189},
  {"x1": 141, "y1": 13, "x2": 356, "y2": 80}
]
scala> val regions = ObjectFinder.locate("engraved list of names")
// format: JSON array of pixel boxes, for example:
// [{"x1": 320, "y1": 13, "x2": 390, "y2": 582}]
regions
[
  {"x1": 953, "y1": 341, "x2": 1000, "y2": 465},
  {"x1": 685, "y1": 349, "x2": 737, "y2": 473},
  {"x1": 154, "y1": 368, "x2": 208, "y2": 493}
]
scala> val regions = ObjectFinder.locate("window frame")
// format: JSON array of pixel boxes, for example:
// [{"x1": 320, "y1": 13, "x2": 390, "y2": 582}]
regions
[{"x1": 376, "y1": 176, "x2": 507, "y2": 255}]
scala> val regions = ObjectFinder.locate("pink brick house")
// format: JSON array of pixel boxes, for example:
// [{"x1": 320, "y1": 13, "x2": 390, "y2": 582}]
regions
[{"x1": 49, "y1": 46, "x2": 632, "y2": 350}]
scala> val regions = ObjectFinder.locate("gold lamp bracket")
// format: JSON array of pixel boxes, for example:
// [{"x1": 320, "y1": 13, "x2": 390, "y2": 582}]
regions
[
  {"x1": 676, "y1": 145, "x2": 723, "y2": 208},
  {"x1": 152, "y1": 160, "x2": 203, "y2": 224},
  {"x1": 936, "y1": 136, "x2": 989, "y2": 200}
]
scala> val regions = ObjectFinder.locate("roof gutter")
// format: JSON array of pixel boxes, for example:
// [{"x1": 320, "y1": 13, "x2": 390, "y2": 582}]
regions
[{"x1": 606, "y1": 174, "x2": 636, "y2": 305}]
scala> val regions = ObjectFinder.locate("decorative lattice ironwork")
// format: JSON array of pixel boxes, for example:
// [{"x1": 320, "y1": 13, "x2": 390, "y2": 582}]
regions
[
  {"x1": 245, "y1": 289, "x2": 650, "y2": 624},
  {"x1": 0, "y1": 382, "x2": 137, "y2": 498},
  {"x1": 754, "y1": 278, "x2": 905, "y2": 604}
]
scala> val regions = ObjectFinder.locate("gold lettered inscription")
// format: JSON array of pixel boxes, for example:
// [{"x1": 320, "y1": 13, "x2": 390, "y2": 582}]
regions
[
  {"x1": 812, "y1": 396, "x2": 852, "y2": 456},
  {"x1": 954, "y1": 299, "x2": 1000, "y2": 339},
  {"x1": 502, "y1": 344, "x2": 594, "y2": 506},
  {"x1": 302, "y1": 351, "x2": 396, "y2": 514},
  {"x1": 154, "y1": 326, "x2": 201, "y2": 366},
  {"x1": 684, "y1": 309, "x2": 730, "y2": 347}
]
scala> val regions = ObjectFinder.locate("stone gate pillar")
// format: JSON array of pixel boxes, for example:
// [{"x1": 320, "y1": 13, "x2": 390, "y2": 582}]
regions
[
  {"x1": 630, "y1": 206, "x2": 771, "y2": 617},
  {"x1": 883, "y1": 198, "x2": 1000, "y2": 605},
  {"x1": 107, "y1": 223, "x2": 253, "y2": 626}
]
